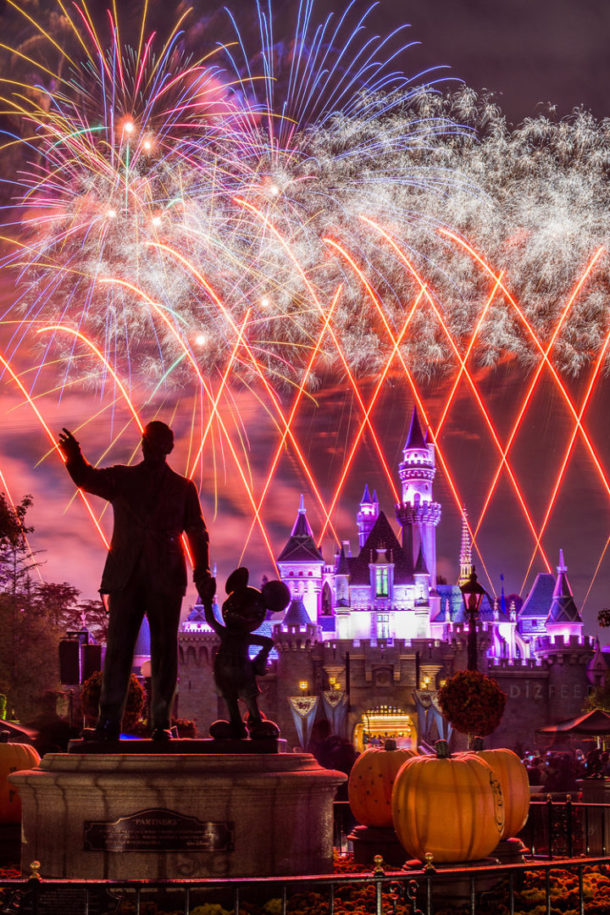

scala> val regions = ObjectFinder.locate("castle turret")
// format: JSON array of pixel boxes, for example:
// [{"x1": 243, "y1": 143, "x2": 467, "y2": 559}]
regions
[
  {"x1": 545, "y1": 550, "x2": 584, "y2": 639},
  {"x1": 334, "y1": 542, "x2": 350, "y2": 607},
  {"x1": 277, "y1": 495, "x2": 325, "y2": 622},
  {"x1": 357, "y1": 484, "x2": 379, "y2": 548},
  {"x1": 395, "y1": 406, "x2": 441, "y2": 585},
  {"x1": 413, "y1": 546, "x2": 431, "y2": 638}
]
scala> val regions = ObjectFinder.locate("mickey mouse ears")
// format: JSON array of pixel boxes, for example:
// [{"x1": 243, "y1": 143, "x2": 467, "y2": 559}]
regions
[
  {"x1": 225, "y1": 568, "x2": 290, "y2": 614},
  {"x1": 262, "y1": 580, "x2": 290, "y2": 614},
  {"x1": 226, "y1": 567, "x2": 249, "y2": 594}
]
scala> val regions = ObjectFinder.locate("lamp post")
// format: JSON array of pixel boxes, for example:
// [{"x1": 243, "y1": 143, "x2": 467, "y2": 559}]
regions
[{"x1": 459, "y1": 567, "x2": 487, "y2": 671}]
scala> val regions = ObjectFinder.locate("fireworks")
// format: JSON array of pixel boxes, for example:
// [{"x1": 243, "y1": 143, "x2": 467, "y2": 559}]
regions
[
  {"x1": 3, "y1": 3, "x2": 608, "y2": 387},
  {"x1": 0, "y1": 0, "x2": 463, "y2": 393},
  {"x1": 0, "y1": 1, "x2": 609, "y2": 605}
]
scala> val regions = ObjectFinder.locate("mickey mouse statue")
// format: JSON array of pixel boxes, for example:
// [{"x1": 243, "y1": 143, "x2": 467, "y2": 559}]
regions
[{"x1": 202, "y1": 567, "x2": 290, "y2": 739}]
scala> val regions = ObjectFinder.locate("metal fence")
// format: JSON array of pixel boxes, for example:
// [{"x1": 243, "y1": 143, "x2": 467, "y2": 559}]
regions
[
  {"x1": 1, "y1": 798, "x2": 610, "y2": 914},
  {"x1": 1, "y1": 856, "x2": 609, "y2": 915}
]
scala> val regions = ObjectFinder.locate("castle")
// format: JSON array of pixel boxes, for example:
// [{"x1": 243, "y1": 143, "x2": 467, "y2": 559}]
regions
[{"x1": 176, "y1": 408, "x2": 595, "y2": 750}]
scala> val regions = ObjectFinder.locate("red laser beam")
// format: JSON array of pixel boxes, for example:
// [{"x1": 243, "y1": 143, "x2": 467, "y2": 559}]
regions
[
  {"x1": 439, "y1": 232, "x2": 608, "y2": 543},
  {"x1": 322, "y1": 235, "x2": 496, "y2": 592},
  {"x1": 234, "y1": 197, "x2": 400, "y2": 506},
  {"x1": 360, "y1": 218, "x2": 550, "y2": 572},
  {"x1": 0, "y1": 346, "x2": 110, "y2": 549}
]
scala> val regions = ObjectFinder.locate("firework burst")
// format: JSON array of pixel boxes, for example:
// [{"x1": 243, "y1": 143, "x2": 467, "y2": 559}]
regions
[
  {"x1": 0, "y1": 0, "x2": 462, "y2": 395},
  {"x1": 1, "y1": 1, "x2": 609, "y2": 607}
]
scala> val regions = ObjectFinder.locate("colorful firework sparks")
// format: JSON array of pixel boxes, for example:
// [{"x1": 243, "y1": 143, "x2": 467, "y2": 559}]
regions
[
  {"x1": 0, "y1": 0, "x2": 462, "y2": 394},
  {"x1": 0, "y1": 1, "x2": 609, "y2": 608}
]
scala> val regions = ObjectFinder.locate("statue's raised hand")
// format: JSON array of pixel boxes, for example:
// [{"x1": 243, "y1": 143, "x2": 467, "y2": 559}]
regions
[{"x1": 58, "y1": 428, "x2": 82, "y2": 463}]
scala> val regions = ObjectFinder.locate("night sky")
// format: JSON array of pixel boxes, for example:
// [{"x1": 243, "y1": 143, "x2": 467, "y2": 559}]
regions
[
  {"x1": 373, "y1": 0, "x2": 610, "y2": 125},
  {"x1": 1, "y1": 0, "x2": 609, "y2": 634}
]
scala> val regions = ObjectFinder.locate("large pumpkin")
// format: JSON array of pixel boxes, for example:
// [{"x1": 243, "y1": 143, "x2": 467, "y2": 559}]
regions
[
  {"x1": 467, "y1": 741, "x2": 530, "y2": 839},
  {"x1": 0, "y1": 738, "x2": 40, "y2": 823},
  {"x1": 391, "y1": 740, "x2": 504, "y2": 863},
  {"x1": 348, "y1": 740, "x2": 418, "y2": 828}
]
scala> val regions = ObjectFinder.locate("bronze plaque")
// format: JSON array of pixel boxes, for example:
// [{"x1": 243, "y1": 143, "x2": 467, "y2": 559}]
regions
[{"x1": 84, "y1": 808, "x2": 234, "y2": 853}]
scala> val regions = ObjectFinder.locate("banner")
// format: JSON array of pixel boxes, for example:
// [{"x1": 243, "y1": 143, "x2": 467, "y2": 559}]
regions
[
  {"x1": 288, "y1": 695, "x2": 320, "y2": 748},
  {"x1": 322, "y1": 690, "x2": 347, "y2": 736},
  {"x1": 414, "y1": 690, "x2": 452, "y2": 745}
]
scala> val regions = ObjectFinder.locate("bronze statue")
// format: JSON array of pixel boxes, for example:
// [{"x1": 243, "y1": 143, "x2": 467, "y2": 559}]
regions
[
  {"x1": 58, "y1": 422, "x2": 215, "y2": 742},
  {"x1": 203, "y1": 568, "x2": 289, "y2": 739}
]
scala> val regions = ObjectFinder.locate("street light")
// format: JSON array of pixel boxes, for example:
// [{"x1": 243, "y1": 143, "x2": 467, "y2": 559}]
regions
[
  {"x1": 459, "y1": 567, "x2": 487, "y2": 671},
  {"x1": 299, "y1": 680, "x2": 309, "y2": 695}
]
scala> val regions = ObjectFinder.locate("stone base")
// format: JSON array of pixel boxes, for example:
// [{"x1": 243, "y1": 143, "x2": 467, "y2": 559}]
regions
[
  {"x1": 68, "y1": 737, "x2": 287, "y2": 755},
  {"x1": 10, "y1": 752, "x2": 346, "y2": 879},
  {"x1": 348, "y1": 824, "x2": 406, "y2": 867}
]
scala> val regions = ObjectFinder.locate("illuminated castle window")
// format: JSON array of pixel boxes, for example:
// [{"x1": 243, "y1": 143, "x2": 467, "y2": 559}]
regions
[
  {"x1": 377, "y1": 612, "x2": 390, "y2": 639},
  {"x1": 376, "y1": 566, "x2": 388, "y2": 597}
]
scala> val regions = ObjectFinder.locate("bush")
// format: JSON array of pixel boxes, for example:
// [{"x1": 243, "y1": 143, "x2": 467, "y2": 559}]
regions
[{"x1": 80, "y1": 671, "x2": 146, "y2": 733}]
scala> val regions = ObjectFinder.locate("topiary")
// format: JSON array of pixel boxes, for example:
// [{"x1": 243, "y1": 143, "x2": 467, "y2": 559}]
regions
[{"x1": 438, "y1": 669, "x2": 506, "y2": 738}]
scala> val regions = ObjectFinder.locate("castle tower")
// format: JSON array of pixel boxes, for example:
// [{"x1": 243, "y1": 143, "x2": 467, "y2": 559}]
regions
[
  {"x1": 458, "y1": 508, "x2": 473, "y2": 586},
  {"x1": 413, "y1": 546, "x2": 431, "y2": 638},
  {"x1": 277, "y1": 495, "x2": 325, "y2": 622},
  {"x1": 395, "y1": 406, "x2": 441, "y2": 585},
  {"x1": 357, "y1": 484, "x2": 379, "y2": 548},
  {"x1": 545, "y1": 549, "x2": 584, "y2": 639},
  {"x1": 334, "y1": 543, "x2": 350, "y2": 608}
]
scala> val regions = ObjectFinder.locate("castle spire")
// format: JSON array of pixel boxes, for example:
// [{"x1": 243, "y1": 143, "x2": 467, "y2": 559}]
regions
[
  {"x1": 404, "y1": 406, "x2": 427, "y2": 451},
  {"x1": 277, "y1": 495, "x2": 324, "y2": 562},
  {"x1": 357, "y1": 482, "x2": 379, "y2": 548},
  {"x1": 458, "y1": 507, "x2": 473, "y2": 586},
  {"x1": 546, "y1": 549, "x2": 583, "y2": 628}
]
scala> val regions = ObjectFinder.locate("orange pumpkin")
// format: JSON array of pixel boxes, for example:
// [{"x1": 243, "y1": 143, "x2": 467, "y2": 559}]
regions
[
  {"x1": 348, "y1": 740, "x2": 418, "y2": 827},
  {"x1": 467, "y1": 741, "x2": 530, "y2": 839},
  {"x1": 391, "y1": 739, "x2": 504, "y2": 863},
  {"x1": 0, "y1": 739, "x2": 40, "y2": 823}
]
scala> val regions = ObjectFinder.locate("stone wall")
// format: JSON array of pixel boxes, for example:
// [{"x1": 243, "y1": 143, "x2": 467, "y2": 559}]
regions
[
  {"x1": 486, "y1": 660, "x2": 551, "y2": 750},
  {"x1": 177, "y1": 632, "x2": 220, "y2": 735},
  {"x1": 176, "y1": 628, "x2": 594, "y2": 749}
]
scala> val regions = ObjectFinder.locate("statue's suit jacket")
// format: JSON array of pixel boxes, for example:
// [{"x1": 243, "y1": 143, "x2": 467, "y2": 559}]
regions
[{"x1": 66, "y1": 453, "x2": 209, "y2": 595}]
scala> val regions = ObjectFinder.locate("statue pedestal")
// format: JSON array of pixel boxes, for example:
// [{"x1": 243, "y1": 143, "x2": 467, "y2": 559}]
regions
[{"x1": 10, "y1": 751, "x2": 346, "y2": 879}]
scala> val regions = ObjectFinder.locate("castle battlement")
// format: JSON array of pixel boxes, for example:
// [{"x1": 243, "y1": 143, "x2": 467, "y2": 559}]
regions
[
  {"x1": 450, "y1": 621, "x2": 494, "y2": 635},
  {"x1": 396, "y1": 501, "x2": 441, "y2": 525},
  {"x1": 488, "y1": 657, "x2": 545, "y2": 670},
  {"x1": 272, "y1": 622, "x2": 319, "y2": 651},
  {"x1": 179, "y1": 626, "x2": 218, "y2": 642},
  {"x1": 535, "y1": 634, "x2": 595, "y2": 651},
  {"x1": 316, "y1": 637, "x2": 444, "y2": 653}
]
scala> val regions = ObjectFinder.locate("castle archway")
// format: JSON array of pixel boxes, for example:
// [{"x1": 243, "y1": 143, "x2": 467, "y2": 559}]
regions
[{"x1": 353, "y1": 706, "x2": 415, "y2": 753}]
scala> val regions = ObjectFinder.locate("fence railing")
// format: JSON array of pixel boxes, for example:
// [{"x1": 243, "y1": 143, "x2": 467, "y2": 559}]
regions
[
  {"x1": 1, "y1": 855, "x2": 610, "y2": 915},
  {"x1": 2, "y1": 798, "x2": 610, "y2": 914}
]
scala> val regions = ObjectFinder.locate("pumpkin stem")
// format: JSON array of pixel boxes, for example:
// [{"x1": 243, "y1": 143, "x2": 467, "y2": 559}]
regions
[
  {"x1": 434, "y1": 739, "x2": 451, "y2": 758},
  {"x1": 383, "y1": 738, "x2": 397, "y2": 751},
  {"x1": 468, "y1": 735, "x2": 484, "y2": 751}
]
